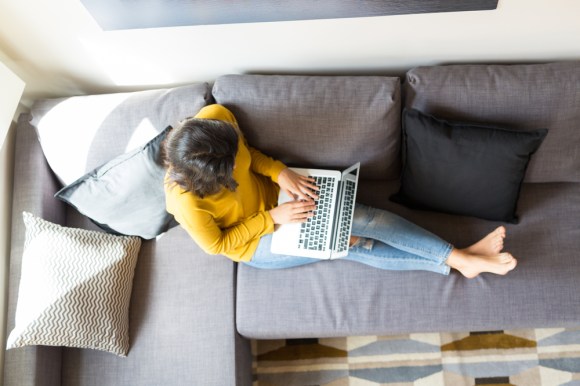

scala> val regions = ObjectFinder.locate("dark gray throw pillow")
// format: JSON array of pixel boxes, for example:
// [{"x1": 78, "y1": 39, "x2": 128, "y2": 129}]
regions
[
  {"x1": 391, "y1": 109, "x2": 548, "y2": 223},
  {"x1": 56, "y1": 126, "x2": 175, "y2": 239}
]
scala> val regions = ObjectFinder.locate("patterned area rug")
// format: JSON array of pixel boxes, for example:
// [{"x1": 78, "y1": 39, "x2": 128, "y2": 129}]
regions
[{"x1": 252, "y1": 328, "x2": 580, "y2": 385}]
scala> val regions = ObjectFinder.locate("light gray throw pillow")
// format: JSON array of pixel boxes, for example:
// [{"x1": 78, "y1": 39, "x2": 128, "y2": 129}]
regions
[{"x1": 55, "y1": 126, "x2": 173, "y2": 239}]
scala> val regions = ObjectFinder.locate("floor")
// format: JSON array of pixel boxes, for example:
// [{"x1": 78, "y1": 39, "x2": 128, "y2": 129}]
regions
[{"x1": 252, "y1": 327, "x2": 580, "y2": 385}]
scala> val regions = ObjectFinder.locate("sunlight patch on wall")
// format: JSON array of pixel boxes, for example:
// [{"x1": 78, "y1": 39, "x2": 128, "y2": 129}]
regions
[{"x1": 79, "y1": 35, "x2": 174, "y2": 86}]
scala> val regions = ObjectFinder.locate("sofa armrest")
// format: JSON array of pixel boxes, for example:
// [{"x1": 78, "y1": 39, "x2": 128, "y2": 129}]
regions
[{"x1": 4, "y1": 114, "x2": 65, "y2": 386}]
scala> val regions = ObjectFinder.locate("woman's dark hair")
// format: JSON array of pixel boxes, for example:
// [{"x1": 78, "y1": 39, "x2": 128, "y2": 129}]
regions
[{"x1": 162, "y1": 118, "x2": 239, "y2": 198}]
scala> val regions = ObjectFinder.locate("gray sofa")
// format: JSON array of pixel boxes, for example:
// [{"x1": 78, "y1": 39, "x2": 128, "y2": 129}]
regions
[{"x1": 4, "y1": 61, "x2": 580, "y2": 385}]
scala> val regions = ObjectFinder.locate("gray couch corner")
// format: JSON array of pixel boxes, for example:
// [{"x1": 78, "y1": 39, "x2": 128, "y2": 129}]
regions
[
  {"x1": 4, "y1": 114, "x2": 65, "y2": 386},
  {"x1": 4, "y1": 85, "x2": 252, "y2": 386}
]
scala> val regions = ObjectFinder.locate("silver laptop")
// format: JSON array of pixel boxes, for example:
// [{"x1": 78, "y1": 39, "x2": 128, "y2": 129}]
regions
[{"x1": 271, "y1": 162, "x2": 360, "y2": 260}]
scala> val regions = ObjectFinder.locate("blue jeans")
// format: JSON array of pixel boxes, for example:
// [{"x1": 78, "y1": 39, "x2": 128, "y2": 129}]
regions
[{"x1": 244, "y1": 203, "x2": 452, "y2": 274}]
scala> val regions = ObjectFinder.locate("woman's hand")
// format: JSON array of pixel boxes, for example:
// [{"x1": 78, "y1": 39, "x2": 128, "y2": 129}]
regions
[
  {"x1": 277, "y1": 168, "x2": 319, "y2": 201},
  {"x1": 269, "y1": 200, "x2": 316, "y2": 225}
]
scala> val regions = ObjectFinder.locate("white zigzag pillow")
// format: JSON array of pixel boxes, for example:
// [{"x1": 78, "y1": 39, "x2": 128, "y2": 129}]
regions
[{"x1": 7, "y1": 212, "x2": 141, "y2": 357}]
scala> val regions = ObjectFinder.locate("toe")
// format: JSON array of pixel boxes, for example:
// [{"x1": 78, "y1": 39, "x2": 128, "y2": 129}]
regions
[
  {"x1": 497, "y1": 226, "x2": 506, "y2": 237},
  {"x1": 500, "y1": 253, "x2": 513, "y2": 263}
]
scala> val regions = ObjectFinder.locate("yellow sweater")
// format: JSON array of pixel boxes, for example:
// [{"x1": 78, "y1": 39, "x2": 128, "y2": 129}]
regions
[{"x1": 164, "y1": 104, "x2": 287, "y2": 262}]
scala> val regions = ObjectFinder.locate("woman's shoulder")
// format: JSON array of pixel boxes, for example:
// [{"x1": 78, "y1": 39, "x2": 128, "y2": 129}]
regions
[
  {"x1": 195, "y1": 104, "x2": 239, "y2": 126},
  {"x1": 165, "y1": 181, "x2": 211, "y2": 219},
  {"x1": 165, "y1": 173, "x2": 231, "y2": 209}
]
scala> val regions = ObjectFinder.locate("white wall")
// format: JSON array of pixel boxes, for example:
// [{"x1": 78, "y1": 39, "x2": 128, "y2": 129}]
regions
[{"x1": 1, "y1": 0, "x2": 580, "y2": 103}]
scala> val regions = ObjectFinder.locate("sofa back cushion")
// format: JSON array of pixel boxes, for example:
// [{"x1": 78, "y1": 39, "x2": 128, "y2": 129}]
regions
[
  {"x1": 212, "y1": 75, "x2": 401, "y2": 180},
  {"x1": 404, "y1": 62, "x2": 580, "y2": 183},
  {"x1": 31, "y1": 83, "x2": 211, "y2": 185}
]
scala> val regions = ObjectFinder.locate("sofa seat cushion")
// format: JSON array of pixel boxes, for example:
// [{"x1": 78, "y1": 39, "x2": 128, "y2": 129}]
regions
[
  {"x1": 236, "y1": 181, "x2": 580, "y2": 338},
  {"x1": 59, "y1": 222, "x2": 251, "y2": 386},
  {"x1": 404, "y1": 62, "x2": 580, "y2": 183},
  {"x1": 212, "y1": 74, "x2": 401, "y2": 180}
]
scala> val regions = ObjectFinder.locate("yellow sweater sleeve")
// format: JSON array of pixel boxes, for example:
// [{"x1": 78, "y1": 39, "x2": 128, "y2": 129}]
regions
[
  {"x1": 248, "y1": 147, "x2": 287, "y2": 184},
  {"x1": 196, "y1": 211, "x2": 274, "y2": 257},
  {"x1": 166, "y1": 189, "x2": 274, "y2": 261}
]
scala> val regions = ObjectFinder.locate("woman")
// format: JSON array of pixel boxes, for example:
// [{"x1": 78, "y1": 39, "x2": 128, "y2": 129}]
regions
[{"x1": 163, "y1": 104, "x2": 517, "y2": 278}]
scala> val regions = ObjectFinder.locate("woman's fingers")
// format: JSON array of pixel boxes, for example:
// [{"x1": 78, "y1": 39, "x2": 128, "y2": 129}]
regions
[
  {"x1": 269, "y1": 199, "x2": 317, "y2": 225},
  {"x1": 289, "y1": 200, "x2": 316, "y2": 222},
  {"x1": 300, "y1": 176, "x2": 319, "y2": 193},
  {"x1": 279, "y1": 169, "x2": 319, "y2": 200},
  {"x1": 292, "y1": 178, "x2": 319, "y2": 200}
]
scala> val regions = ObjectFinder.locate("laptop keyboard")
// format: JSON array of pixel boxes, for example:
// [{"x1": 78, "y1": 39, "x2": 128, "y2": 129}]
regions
[
  {"x1": 298, "y1": 176, "x2": 334, "y2": 251},
  {"x1": 337, "y1": 179, "x2": 356, "y2": 252}
]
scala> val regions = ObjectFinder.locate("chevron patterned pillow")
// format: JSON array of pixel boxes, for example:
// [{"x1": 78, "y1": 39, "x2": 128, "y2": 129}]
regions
[{"x1": 7, "y1": 212, "x2": 142, "y2": 357}]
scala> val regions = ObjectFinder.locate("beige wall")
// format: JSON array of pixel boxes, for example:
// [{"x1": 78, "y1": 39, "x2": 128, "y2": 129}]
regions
[{"x1": 1, "y1": 0, "x2": 580, "y2": 102}]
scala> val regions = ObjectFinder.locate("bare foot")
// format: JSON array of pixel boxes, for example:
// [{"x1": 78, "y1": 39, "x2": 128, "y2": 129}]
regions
[
  {"x1": 465, "y1": 226, "x2": 506, "y2": 256},
  {"x1": 446, "y1": 249, "x2": 517, "y2": 279}
]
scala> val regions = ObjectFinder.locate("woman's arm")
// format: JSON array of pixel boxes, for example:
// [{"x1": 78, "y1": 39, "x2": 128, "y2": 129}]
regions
[
  {"x1": 247, "y1": 141, "x2": 319, "y2": 201},
  {"x1": 248, "y1": 145, "x2": 287, "y2": 183},
  {"x1": 179, "y1": 208, "x2": 274, "y2": 258},
  {"x1": 276, "y1": 168, "x2": 319, "y2": 201}
]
